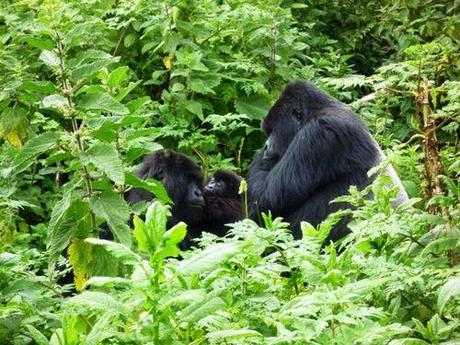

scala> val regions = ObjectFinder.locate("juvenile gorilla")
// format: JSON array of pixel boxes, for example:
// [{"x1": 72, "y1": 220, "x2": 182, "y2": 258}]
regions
[
  {"x1": 125, "y1": 149, "x2": 206, "y2": 248},
  {"x1": 202, "y1": 170, "x2": 245, "y2": 236},
  {"x1": 248, "y1": 81, "x2": 407, "y2": 244}
]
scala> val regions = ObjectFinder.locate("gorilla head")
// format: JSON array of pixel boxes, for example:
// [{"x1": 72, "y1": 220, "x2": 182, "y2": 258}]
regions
[
  {"x1": 126, "y1": 149, "x2": 205, "y2": 225},
  {"x1": 202, "y1": 169, "x2": 244, "y2": 236},
  {"x1": 261, "y1": 81, "x2": 342, "y2": 163}
]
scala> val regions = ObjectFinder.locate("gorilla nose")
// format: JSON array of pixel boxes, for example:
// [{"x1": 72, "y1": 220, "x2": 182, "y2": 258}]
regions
[{"x1": 190, "y1": 188, "x2": 205, "y2": 207}]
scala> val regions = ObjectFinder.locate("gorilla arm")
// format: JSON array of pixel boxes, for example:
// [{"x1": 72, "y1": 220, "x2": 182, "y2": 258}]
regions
[{"x1": 250, "y1": 114, "x2": 380, "y2": 214}]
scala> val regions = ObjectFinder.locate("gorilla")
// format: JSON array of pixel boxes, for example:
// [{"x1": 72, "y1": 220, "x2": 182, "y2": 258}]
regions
[
  {"x1": 202, "y1": 169, "x2": 245, "y2": 236},
  {"x1": 247, "y1": 81, "x2": 408, "y2": 245},
  {"x1": 125, "y1": 149, "x2": 206, "y2": 248}
]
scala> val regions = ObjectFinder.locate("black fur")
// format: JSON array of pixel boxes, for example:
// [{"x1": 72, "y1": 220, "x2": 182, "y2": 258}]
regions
[
  {"x1": 202, "y1": 170, "x2": 244, "y2": 236},
  {"x1": 248, "y1": 81, "x2": 381, "y2": 244},
  {"x1": 125, "y1": 149, "x2": 205, "y2": 248}
]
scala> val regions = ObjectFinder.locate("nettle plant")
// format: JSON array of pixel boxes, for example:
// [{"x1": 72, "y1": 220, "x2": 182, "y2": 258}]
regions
[{"x1": 1, "y1": 6, "x2": 171, "y2": 289}]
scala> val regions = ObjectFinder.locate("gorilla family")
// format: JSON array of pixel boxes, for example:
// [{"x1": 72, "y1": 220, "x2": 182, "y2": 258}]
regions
[
  {"x1": 125, "y1": 150, "x2": 243, "y2": 249},
  {"x1": 248, "y1": 81, "x2": 407, "y2": 245},
  {"x1": 126, "y1": 81, "x2": 407, "y2": 249}
]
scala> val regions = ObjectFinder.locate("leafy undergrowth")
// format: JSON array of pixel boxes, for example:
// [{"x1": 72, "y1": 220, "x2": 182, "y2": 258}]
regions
[{"x1": 2, "y1": 183, "x2": 459, "y2": 344}]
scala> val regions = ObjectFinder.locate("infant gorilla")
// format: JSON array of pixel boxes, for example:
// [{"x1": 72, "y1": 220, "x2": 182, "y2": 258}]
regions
[{"x1": 202, "y1": 169, "x2": 245, "y2": 237}]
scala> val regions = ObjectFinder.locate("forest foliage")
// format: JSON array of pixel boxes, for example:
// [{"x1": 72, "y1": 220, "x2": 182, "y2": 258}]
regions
[{"x1": 0, "y1": 0, "x2": 459, "y2": 344}]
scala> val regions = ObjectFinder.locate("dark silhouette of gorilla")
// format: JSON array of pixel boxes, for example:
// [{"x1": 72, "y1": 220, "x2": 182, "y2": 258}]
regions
[
  {"x1": 202, "y1": 170, "x2": 245, "y2": 236},
  {"x1": 248, "y1": 81, "x2": 407, "y2": 245},
  {"x1": 125, "y1": 149, "x2": 206, "y2": 248}
]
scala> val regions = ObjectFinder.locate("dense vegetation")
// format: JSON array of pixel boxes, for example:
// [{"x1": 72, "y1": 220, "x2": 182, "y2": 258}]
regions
[{"x1": 0, "y1": 0, "x2": 459, "y2": 344}]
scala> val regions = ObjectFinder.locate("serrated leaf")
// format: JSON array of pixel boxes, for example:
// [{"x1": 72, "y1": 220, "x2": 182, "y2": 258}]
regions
[
  {"x1": 108, "y1": 66, "x2": 129, "y2": 88},
  {"x1": 161, "y1": 289, "x2": 206, "y2": 308},
  {"x1": 84, "y1": 276, "x2": 131, "y2": 288},
  {"x1": 85, "y1": 312, "x2": 116, "y2": 345},
  {"x1": 188, "y1": 78, "x2": 215, "y2": 95},
  {"x1": 185, "y1": 100, "x2": 203, "y2": 120},
  {"x1": 125, "y1": 172, "x2": 171, "y2": 204},
  {"x1": 71, "y1": 57, "x2": 119, "y2": 81},
  {"x1": 207, "y1": 329, "x2": 262, "y2": 341},
  {"x1": 39, "y1": 49, "x2": 60, "y2": 66},
  {"x1": 12, "y1": 132, "x2": 60, "y2": 174},
  {"x1": 438, "y1": 276, "x2": 460, "y2": 313},
  {"x1": 183, "y1": 296, "x2": 226, "y2": 323},
  {"x1": 66, "y1": 291, "x2": 129, "y2": 314},
  {"x1": 81, "y1": 142, "x2": 124, "y2": 184},
  {"x1": 41, "y1": 94, "x2": 69, "y2": 110},
  {"x1": 47, "y1": 192, "x2": 74, "y2": 255},
  {"x1": 235, "y1": 94, "x2": 271, "y2": 120},
  {"x1": 177, "y1": 242, "x2": 241, "y2": 275},
  {"x1": 78, "y1": 92, "x2": 129, "y2": 115},
  {"x1": 85, "y1": 238, "x2": 141, "y2": 265},
  {"x1": 25, "y1": 325, "x2": 49, "y2": 345},
  {"x1": 90, "y1": 191, "x2": 131, "y2": 246}
]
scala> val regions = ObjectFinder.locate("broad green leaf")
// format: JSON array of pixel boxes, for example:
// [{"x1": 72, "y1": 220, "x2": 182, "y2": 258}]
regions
[
  {"x1": 161, "y1": 289, "x2": 206, "y2": 308},
  {"x1": 71, "y1": 57, "x2": 119, "y2": 81},
  {"x1": 85, "y1": 238, "x2": 141, "y2": 265},
  {"x1": 185, "y1": 100, "x2": 204, "y2": 120},
  {"x1": 421, "y1": 237, "x2": 458, "y2": 256},
  {"x1": 207, "y1": 329, "x2": 262, "y2": 341},
  {"x1": 108, "y1": 66, "x2": 129, "y2": 88},
  {"x1": 81, "y1": 142, "x2": 124, "y2": 184},
  {"x1": 20, "y1": 80, "x2": 55, "y2": 93},
  {"x1": 78, "y1": 92, "x2": 129, "y2": 115},
  {"x1": 123, "y1": 33, "x2": 136, "y2": 48},
  {"x1": 84, "y1": 276, "x2": 131, "y2": 288},
  {"x1": 12, "y1": 132, "x2": 60, "y2": 174},
  {"x1": 183, "y1": 296, "x2": 226, "y2": 323},
  {"x1": 25, "y1": 37, "x2": 54, "y2": 50},
  {"x1": 177, "y1": 242, "x2": 241, "y2": 275},
  {"x1": 47, "y1": 195, "x2": 91, "y2": 255},
  {"x1": 188, "y1": 78, "x2": 216, "y2": 95},
  {"x1": 85, "y1": 312, "x2": 116, "y2": 345},
  {"x1": 41, "y1": 94, "x2": 69, "y2": 110},
  {"x1": 90, "y1": 191, "x2": 131, "y2": 246},
  {"x1": 133, "y1": 216, "x2": 151, "y2": 254},
  {"x1": 438, "y1": 276, "x2": 460, "y2": 313},
  {"x1": 235, "y1": 94, "x2": 271, "y2": 120},
  {"x1": 39, "y1": 49, "x2": 60, "y2": 66},
  {"x1": 66, "y1": 291, "x2": 129, "y2": 314},
  {"x1": 125, "y1": 171, "x2": 171, "y2": 204},
  {"x1": 25, "y1": 325, "x2": 49, "y2": 345},
  {"x1": 156, "y1": 222, "x2": 187, "y2": 259}
]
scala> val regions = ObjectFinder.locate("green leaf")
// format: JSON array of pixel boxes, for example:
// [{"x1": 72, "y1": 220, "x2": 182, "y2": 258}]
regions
[
  {"x1": 107, "y1": 66, "x2": 129, "y2": 88},
  {"x1": 185, "y1": 100, "x2": 204, "y2": 120},
  {"x1": 235, "y1": 94, "x2": 271, "y2": 120},
  {"x1": 207, "y1": 329, "x2": 262, "y2": 341},
  {"x1": 25, "y1": 37, "x2": 54, "y2": 50},
  {"x1": 71, "y1": 57, "x2": 119, "y2": 81},
  {"x1": 125, "y1": 172, "x2": 171, "y2": 204},
  {"x1": 66, "y1": 291, "x2": 129, "y2": 314},
  {"x1": 183, "y1": 296, "x2": 226, "y2": 323},
  {"x1": 123, "y1": 34, "x2": 136, "y2": 48},
  {"x1": 41, "y1": 94, "x2": 69, "y2": 110},
  {"x1": 25, "y1": 325, "x2": 49, "y2": 345},
  {"x1": 85, "y1": 238, "x2": 141, "y2": 266},
  {"x1": 78, "y1": 92, "x2": 129, "y2": 115},
  {"x1": 81, "y1": 142, "x2": 124, "y2": 184},
  {"x1": 12, "y1": 132, "x2": 60, "y2": 174},
  {"x1": 177, "y1": 242, "x2": 241, "y2": 275},
  {"x1": 47, "y1": 192, "x2": 73, "y2": 255},
  {"x1": 188, "y1": 78, "x2": 216, "y2": 95},
  {"x1": 90, "y1": 191, "x2": 131, "y2": 246},
  {"x1": 39, "y1": 49, "x2": 60, "y2": 66},
  {"x1": 438, "y1": 276, "x2": 460, "y2": 313},
  {"x1": 85, "y1": 312, "x2": 117, "y2": 345}
]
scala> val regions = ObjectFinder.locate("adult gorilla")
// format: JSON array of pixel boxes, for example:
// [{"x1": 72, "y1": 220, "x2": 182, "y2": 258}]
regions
[
  {"x1": 248, "y1": 81, "x2": 407, "y2": 244},
  {"x1": 125, "y1": 149, "x2": 206, "y2": 248}
]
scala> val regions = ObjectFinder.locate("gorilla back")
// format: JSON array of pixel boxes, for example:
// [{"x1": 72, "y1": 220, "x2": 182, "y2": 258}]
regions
[{"x1": 248, "y1": 81, "x2": 407, "y2": 244}]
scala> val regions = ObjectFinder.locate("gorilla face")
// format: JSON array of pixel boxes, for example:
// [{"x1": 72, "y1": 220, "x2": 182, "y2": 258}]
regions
[
  {"x1": 126, "y1": 149, "x2": 205, "y2": 225},
  {"x1": 204, "y1": 177, "x2": 226, "y2": 196}
]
